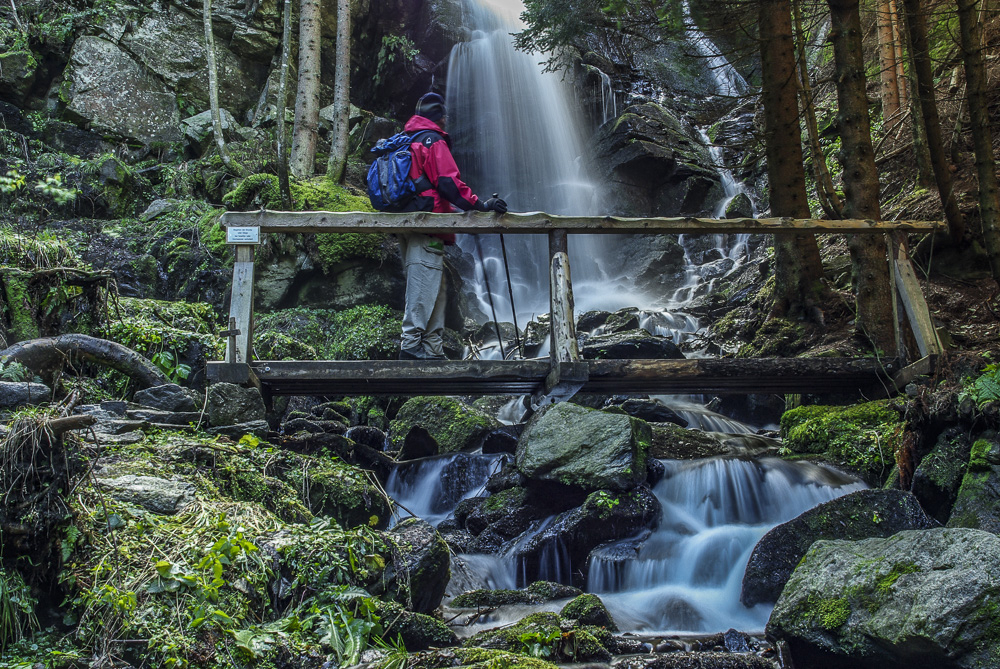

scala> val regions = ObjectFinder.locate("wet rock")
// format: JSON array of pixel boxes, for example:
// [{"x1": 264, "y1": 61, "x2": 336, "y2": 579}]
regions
[
  {"x1": 485, "y1": 462, "x2": 527, "y2": 493},
  {"x1": 0, "y1": 50, "x2": 36, "y2": 103},
  {"x1": 181, "y1": 108, "x2": 246, "y2": 155},
  {"x1": 723, "y1": 628, "x2": 752, "y2": 653},
  {"x1": 283, "y1": 417, "x2": 325, "y2": 434},
  {"x1": 577, "y1": 310, "x2": 612, "y2": 332},
  {"x1": 767, "y1": 528, "x2": 1000, "y2": 669},
  {"x1": 131, "y1": 382, "x2": 200, "y2": 412},
  {"x1": 206, "y1": 420, "x2": 270, "y2": 440},
  {"x1": 207, "y1": 383, "x2": 266, "y2": 426},
  {"x1": 294, "y1": 460, "x2": 390, "y2": 529},
  {"x1": 126, "y1": 409, "x2": 202, "y2": 425},
  {"x1": 525, "y1": 581, "x2": 584, "y2": 600},
  {"x1": 725, "y1": 192, "x2": 754, "y2": 219},
  {"x1": 464, "y1": 612, "x2": 611, "y2": 663},
  {"x1": 612, "y1": 398, "x2": 689, "y2": 427},
  {"x1": 97, "y1": 475, "x2": 196, "y2": 514},
  {"x1": 390, "y1": 396, "x2": 500, "y2": 454},
  {"x1": 482, "y1": 426, "x2": 519, "y2": 454},
  {"x1": 741, "y1": 490, "x2": 935, "y2": 607},
  {"x1": 397, "y1": 426, "x2": 438, "y2": 460},
  {"x1": 613, "y1": 653, "x2": 777, "y2": 668},
  {"x1": 344, "y1": 425, "x2": 388, "y2": 451},
  {"x1": 582, "y1": 328, "x2": 684, "y2": 360},
  {"x1": 0, "y1": 382, "x2": 51, "y2": 408},
  {"x1": 605, "y1": 308, "x2": 641, "y2": 333},
  {"x1": 910, "y1": 427, "x2": 972, "y2": 523},
  {"x1": 376, "y1": 601, "x2": 458, "y2": 651},
  {"x1": 947, "y1": 438, "x2": 1000, "y2": 534},
  {"x1": 379, "y1": 518, "x2": 450, "y2": 614},
  {"x1": 649, "y1": 422, "x2": 731, "y2": 459},
  {"x1": 517, "y1": 402, "x2": 650, "y2": 491},
  {"x1": 561, "y1": 593, "x2": 618, "y2": 631},
  {"x1": 63, "y1": 36, "x2": 181, "y2": 144}
]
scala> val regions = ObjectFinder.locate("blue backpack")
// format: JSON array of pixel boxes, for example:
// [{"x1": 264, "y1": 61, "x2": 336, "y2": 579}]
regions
[{"x1": 366, "y1": 130, "x2": 436, "y2": 211}]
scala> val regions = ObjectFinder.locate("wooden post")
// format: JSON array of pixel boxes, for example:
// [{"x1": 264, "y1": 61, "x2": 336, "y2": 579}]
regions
[
  {"x1": 889, "y1": 231, "x2": 943, "y2": 358},
  {"x1": 548, "y1": 229, "x2": 579, "y2": 363},
  {"x1": 226, "y1": 245, "x2": 255, "y2": 365},
  {"x1": 887, "y1": 234, "x2": 909, "y2": 364}
]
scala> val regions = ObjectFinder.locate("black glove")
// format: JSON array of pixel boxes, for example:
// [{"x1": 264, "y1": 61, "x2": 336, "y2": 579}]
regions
[{"x1": 483, "y1": 193, "x2": 508, "y2": 214}]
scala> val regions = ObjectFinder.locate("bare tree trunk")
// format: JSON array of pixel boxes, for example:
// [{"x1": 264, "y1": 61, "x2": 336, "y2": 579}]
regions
[
  {"x1": 290, "y1": 0, "x2": 321, "y2": 179},
  {"x1": 326, "y1": 0, "x2": 351, "y2": 183},
  {"x1": 876, "y1": 0, "x2": 902, "y2": 120},
  {"x1": 762, "y1": 0, "x2": 826, "y2": 320},
  {"x1": 204, "y1": 0, "x2": 246, "y2": 177},
  {"x1": 828, "y1": 0, "x2": 896, "y2": 353},
  {"x1": 957, "y1": 0, "x2": 1000, "y2": 283},
  {"x1": 890, "y1": 0, "x2": 909, "y2": 106},
  {"x1": 1, "y1": 335, "x2": 170, "y2": 389},
  {"x1": 276, "y1": 0, "x2": 293, "y2": 207},
  {"x1": 902, "y1": 0, "x2": 965, "y2": 243},
  {"x1": 793, "y1": 0, "x2": 844, "y2": 219}
]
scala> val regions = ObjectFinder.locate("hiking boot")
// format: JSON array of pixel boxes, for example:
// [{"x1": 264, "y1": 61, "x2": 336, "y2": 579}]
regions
[{"x1": 399, "y1": 345, "x2": 431, "y2": 360}]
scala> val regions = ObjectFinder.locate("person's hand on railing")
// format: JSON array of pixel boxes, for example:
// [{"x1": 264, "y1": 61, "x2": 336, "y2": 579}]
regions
[{"x1": 475, "y1": 193, "x2": 508, "y2": 214}]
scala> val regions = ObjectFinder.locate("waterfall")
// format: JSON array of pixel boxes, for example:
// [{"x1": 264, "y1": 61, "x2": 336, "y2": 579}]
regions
[
  {"x1": 681, "y1": 0, "x2": 749, "y2": 98},
  {"x1": 386, "y1": 452, "x2": 505, "y2": 527},
  {"x1": 589, "y1": 458, "x2": 866, "y2": 633}
]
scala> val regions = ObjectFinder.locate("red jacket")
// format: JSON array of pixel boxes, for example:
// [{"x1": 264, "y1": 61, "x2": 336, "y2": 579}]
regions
[{"x1": 404, "y1": 115, "x2": 480, "y2": 244}]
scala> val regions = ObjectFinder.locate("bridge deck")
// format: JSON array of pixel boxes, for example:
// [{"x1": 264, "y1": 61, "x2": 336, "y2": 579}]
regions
[{"x1": 208, "y1": 357, "x2": 898, "y2": 397}]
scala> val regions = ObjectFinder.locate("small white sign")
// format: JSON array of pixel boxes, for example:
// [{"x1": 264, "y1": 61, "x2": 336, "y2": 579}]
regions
[{"x1": 227, "y1": 226, "x2": 261, "y2": 244}]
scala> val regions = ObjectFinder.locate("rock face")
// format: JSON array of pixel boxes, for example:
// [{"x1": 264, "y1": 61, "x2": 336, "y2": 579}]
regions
[
  {"x1": 742, "y1": 489, "x2": 934, "y2": 607},
  {"x1": 561, "y1": 593, "x2": 617, "y2": 631},
  {"x1": 380, "y1": 518, "x2": 450, "y2": 614},
  {"x1": 97, "y1": 475, "x2": 196, "y2": 514},
  {"x1": 133, "y1": 384, "x2": 198, "y2": 413},
  {"x1": 63, "y1": 37, "x2": 181, "y2": 144},
  {"x1": 592, "y1": 102, "x2": 721, "y2": 217},
  {"x1": 207, "y1": 383, "x2": 266, "y2": 427},
  {"x1": 947, "y1": 438, "x2": 1000, "y2": 534},
  {"x1": 581, "y1": 329, "x2": 684, "y2": 360},
  {"x1": 767, "y1": 528, "x2": 1000, "y2": 669},
  {"x1": 390, "y1": 396, "x2": 500, "y2": 455},
  {"x1": 516, "y1": 403, "x2": 650, "y2": 491},
  {"x1": 0, "y1": 382, "x2": 52, "y2": 407},
  {"x1": 911, "y1": 427, "x2": 973, "y2": 523}
]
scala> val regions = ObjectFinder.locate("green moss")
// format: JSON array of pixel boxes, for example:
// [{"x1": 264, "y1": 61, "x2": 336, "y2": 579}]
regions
[
  {"x1": 814, "y1": 596, "x2": 850, "y2": 630},
  {"x1": 560, "y1": 593, "x2": 616, "y2": 631},
  {"x1": 286, "y1": 459, "x2": 389, "y2": 529},
  {"x1": 874, "y1": 561, "x2": 919, "y2": 596},
  {"x1": 451, "y1": 588, "x2": 538, "y2": 608},
  {"x1": 948, "y1": 470, "x2": 992, "y2": 529},
  {"x1": 970, "y1": 439, "x2": 994, "y2": 472},
  {"x1": 1, "y1": 270, "x2": 40, "y2": 341},
  {"x1": 737, "y1": 316, "x2": 804, "y2": 357},
  {"x1": 255, "y1": 305, "x2": 402, "y2": 361},
  {"x1": 462, "y1": 612, "x2": 610, "y2": 663},
  {"x1": 482, "y1": 487, "x2": 526, "y2": 513},
  {"x1": 389, "y1": 396, "x2": 499, "y2": 453},
  {"x1": 105, "y1": 296, "x2": 223, "y2": 361},
  {"x1": 315, "y1": 232, "x2": 385, "y2": 271},
  {"x1": 780, "y1": 400, "x2": 904, "y2": 474}
]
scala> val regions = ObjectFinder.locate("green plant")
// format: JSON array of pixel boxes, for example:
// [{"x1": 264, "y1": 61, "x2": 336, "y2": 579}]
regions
[
  {"x1": 33, "y1": 174, "x2": 79, "y2": 206},
  {"x1": 152, "y1": 350, "x2": 192, "y2": 383},
  {"x1": 0, "y1": 170, "x2": 26, "y2": 195},
  {"x1": 518, "y1": 628, "x2": 561, "y2": 658},
  {"x1": 375, "y1": 35, "x2": 419, "y2": 86},
  {"x1": 0, "y1": 357, "x2": 31, "y2": 382},
  {"x1": 959, "y1": 363, "x2": 1000, "y2": 408},
  {"x1": 0, "y1": 569, "x2": 39, "y2": 650}
]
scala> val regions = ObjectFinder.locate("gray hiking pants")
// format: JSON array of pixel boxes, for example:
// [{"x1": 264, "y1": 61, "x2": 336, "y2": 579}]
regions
[{"x1": 399, "y1": 234, "x2": 446, "y2": 356}]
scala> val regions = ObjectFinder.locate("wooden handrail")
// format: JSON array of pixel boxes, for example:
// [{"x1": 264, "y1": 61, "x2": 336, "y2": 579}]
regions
[{"x1": 221, "y1": 210, "x2": 942, "y2": 235}]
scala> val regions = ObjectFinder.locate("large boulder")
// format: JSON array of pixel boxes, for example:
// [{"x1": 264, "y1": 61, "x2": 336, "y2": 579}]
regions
[
  {"x1": 767, "y1": 528, "x2": 1000, "y2": 669},
  {"x1": 62, "y1": 37, "x2": 181, "y2": 144},
  {"x1": 390, "y1": 396, "x2": 500, "y2": 455},
  {"x1": 0, "y1": 382, "x2": 51, "y2": 407},
  {"x1": 379, "y1": 518, "x2": 450, "y2": 614},
  {"x1": 180, "y1": 109, "x2": 247, "y2": 155},
  {"x1": 0, "y1": 50, "x2": 36, "y2": 104},
  {"x1": 97, "y1": 475, "x2": 196, "y2": 514},
  {"x1": 591, "y1": 102, "x2": 721, "y2": 217},
  {"x1": 516, "y1": 403, "x2": 650, "y2": 491},
  {"x1": 947, "y1": 437, "x2": 1000, "y2": 534},
  {"x1": 561, "y1": 593, "x2": 617, "y2": 631},
  {"x1": 742, "y1": 489, "x2": 934, "y2": 607},
  {"x1": 649, "y1": 422, "x2": 732, "y2": 459},
  {"x1": 207, "y1": 383, "x2": 266, "y2": 426},
  {"x1": 464, "y1": 612, "x2": 611, "y2": 663},
  {"x1": 581, "y1": 329, "x2": 684, "y2": 360},
  {"x1": 133, "y1": 383, "x2": 198, "y2": 413}
]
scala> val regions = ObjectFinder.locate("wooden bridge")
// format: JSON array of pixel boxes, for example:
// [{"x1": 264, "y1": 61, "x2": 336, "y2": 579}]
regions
[{"x1": 207, "y1": 211, "x2": 943, "y2": 406}]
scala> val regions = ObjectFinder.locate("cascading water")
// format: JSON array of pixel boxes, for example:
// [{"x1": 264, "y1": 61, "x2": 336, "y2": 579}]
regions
[
  {"x1": 589, "y1": 457, "x2": 866, "y2": 633},
  {"x1": 386, "y1": 452, "x2": 505, "y2": 527}
]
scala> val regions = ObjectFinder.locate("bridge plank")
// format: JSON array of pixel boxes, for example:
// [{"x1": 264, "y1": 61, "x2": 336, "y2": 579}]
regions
[
  {"x1": 221, "y1": 210, "x2": 941, "y2": 235},
  {"x1": 207, "y1": 357, "x2": 897, "y2": 396}
]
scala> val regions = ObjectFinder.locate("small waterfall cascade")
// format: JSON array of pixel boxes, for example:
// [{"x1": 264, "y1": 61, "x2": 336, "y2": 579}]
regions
[
  {"x1": 681, "y1": 0, "x2": 749, "y2": 99},
  {"x1": 386, "y1": 452, "x2": 505, "y2": 527},
  {"x1": 589, "y1": 458, "x2": 866, "y2": 633}
]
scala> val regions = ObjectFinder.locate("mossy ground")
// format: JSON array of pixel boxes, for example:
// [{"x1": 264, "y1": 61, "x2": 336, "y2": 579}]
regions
[
  {"x1": 389, "y1": 396, "x2": 499, "y2": 453},
  {"x1": 255, "y1": 305, "x2": 401, "y2": 361}
]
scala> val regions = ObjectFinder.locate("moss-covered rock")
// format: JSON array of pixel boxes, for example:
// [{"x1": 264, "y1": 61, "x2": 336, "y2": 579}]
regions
[
  {"x1": 780, "y1": 400, "x2": 904, "y2": 479},
  {"x1": 451, "y1": 588, "x2": 541, "y2": 608},
  {"x1": 560, "y1": 593, "x2": 617, "y2": 631},
  {"x1": 376, "y1": 601, "x2": 458, "y2": 651},
  {"x1": 378, "y1": 647, "x2": 560, "y2": 669},
  {"x1": 463, "y1": 611, "x2": 611, "y2": 663},
  {"x1": 910, "y1": 427, "x2": 973, "y2": 523},
  {"x1": 649, "y1": 421, "x2": 732, "y2": 459},
  {"x1": 255, "y1": 305, "x2": 402, "y2": 361},
  {"x1": 947, "y1": 447, "x2": 1000, "y2": 534},
  {"x1": 286, "y1": 457, "x2": 390, "y2": 529},
  {"x1": 390, "y1": 396, "x2": 501, "y2": 454},
  {"x1": 377, "y1": 518, "x2": 450, "y2": 614}
]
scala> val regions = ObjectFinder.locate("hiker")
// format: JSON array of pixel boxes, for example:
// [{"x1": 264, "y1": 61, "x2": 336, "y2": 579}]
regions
[{"x1": 397, "y1": 92, "x2": 507, "y2": 360}]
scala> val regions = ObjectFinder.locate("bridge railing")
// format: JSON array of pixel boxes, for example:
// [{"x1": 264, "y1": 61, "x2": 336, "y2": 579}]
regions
[{"x1": 214, "y1": 210, "x2": 943, "y2": 400}]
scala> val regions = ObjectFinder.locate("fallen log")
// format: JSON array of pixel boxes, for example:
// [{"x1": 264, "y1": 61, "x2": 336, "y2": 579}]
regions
[{"x1": 0, "y1": 334, "x2": 170, "y2": 389}]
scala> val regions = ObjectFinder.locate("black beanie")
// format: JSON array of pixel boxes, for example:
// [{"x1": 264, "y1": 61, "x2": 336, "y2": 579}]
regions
[{"x1": 415, "y1": 92, "x2": 446, "y2": 122}]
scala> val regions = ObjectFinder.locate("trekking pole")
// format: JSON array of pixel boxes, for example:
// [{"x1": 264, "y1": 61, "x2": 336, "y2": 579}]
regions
[
  {"x1": 473, "y1": 234, "x2": 506, "y2": 360},
  {"x1": 498, "y1": 231, "x2": 523, "y2": 359}
]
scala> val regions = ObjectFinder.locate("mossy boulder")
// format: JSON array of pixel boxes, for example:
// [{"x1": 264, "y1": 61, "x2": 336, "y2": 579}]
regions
[
  {"x1": 381, "y1": 647, "x2": 560, "y2": 669},
  {"x1": 378, "y1": 518, "x2": 450, "y2": 614},
  {"x1": 390, "y1": 396, "x2": 500, "y2": 455},
  {"x1": 947, "y1": 445, "x2": 1000, "y2": 534},
  {"x1": 255, "y1": 306, "x2": 402, "y2": 361},
  {"x1": 742, "y1": 490, "x2": 933, "y2": 607},
  {"x1": 561, "y1": 593, "x2": 617, "y2": 631},
  {"x1": 767, "y1": 528, "x2": 1000, "y2": 669},
  {"x1": 376, "y1": 601, "x2": 458, "y2": 651},
  {"x1": 463, "y1": 612, "x2": 611, "y2": 663},
  {"x1": 207, "y1": 382, "x2": 266, "y2": 427},
  {"x1": 910, "y1": 427, "x2": 973, "y2": 523},
  {"x1": 649, "y1": 422, "x2": 732, "y2": 459},
  {"x1": 516, "y1": 402, "x2": 650, "y2": 491},
  {"x1": 780, "y1": 400, "x2": 904, "y2": 480},
  {"x1": 286, "y1": 459, "x2": 390, "y2": 529},
  {"x1": 581, "y1": 328, "x2": 684, "y2": 360}
]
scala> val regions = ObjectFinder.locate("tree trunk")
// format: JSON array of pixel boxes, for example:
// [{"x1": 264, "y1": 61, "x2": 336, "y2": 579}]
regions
[
  {"x1": 957, "y1": 0, "x2": 1000, "y2": 283},
  {"x1": 762, "y1": 0, "x2": 826, "y2": 319},
  {"x1": 1, "y1": 334, "x2": 171, "y2": 389},
  {"x1": 203, "y1": 0, "x2": 246, "y2": 177},
  {"x1": 276, "y1": 0, "x2": 293, "y2": 207},
  {"x1": 289, "y1": 0, "x2": 321, "y2": 179},
  {"x1": 326, "y1": 0, "x2": 351, "y2": 183},
  {"x1": 827, "y1": 0, "x2": 896, "y2": 353},
  {"x1": 876, "y1": 0, "x2": 902, "y2": 120},
  {"x1": 889, "y1": 0, "x2": 909, "y2": 106},
  {"x1": 793, "y1": 0, "x2": 844, "y2": 219},
  {"x1": 902, "y1": 0, "x2": 965, "y2": 242}
]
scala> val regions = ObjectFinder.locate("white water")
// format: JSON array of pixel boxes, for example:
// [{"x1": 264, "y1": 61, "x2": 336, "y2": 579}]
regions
[
  {"x1": 681, "y1": 0, "x2": 749, "y2": 99},
  {"x1": 590, "y1": 458, "x2": 866, "y2": 633},
  {"x1": 386, "y1": 453, "x2": 505, "y2": 527}
]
